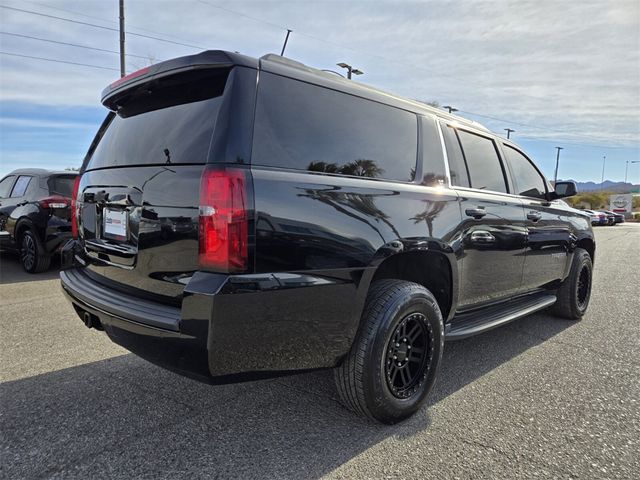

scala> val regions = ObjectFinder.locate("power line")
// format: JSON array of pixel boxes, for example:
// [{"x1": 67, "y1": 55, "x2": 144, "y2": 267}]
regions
[
  {"x1": 28, "y1": 0, "x2": 204, "y2": 47},
  {"x1": 197, "y1": 0, "x2": 372, "y2": 56},
  {"x1": 0, "y1": 51, "x2": 119, "y2": 71},
  {"x1": 197, "y1": 1, "x2": 286, "y2": 32},
  {"x1": 195, "y1": 0, "x2": 640, "y2": 143},
  {"x1": 457, "y1": 109, "x2": 625, "y2": 144},
  {"x1": 2, "y1": 4, "x2": 636, "y2": 149},
  {"x1": 1, "y1": 48, "x2": 632, "y2": 150},
  {"x1": 0, "y1": 5, "x2": 207, "y2": 50},
  {"x1": 1, "y1": 51, "x2": 634, "y2": 151},
  {"x1": 0, "y1": 31, "x2": 150, "y2": 59}
]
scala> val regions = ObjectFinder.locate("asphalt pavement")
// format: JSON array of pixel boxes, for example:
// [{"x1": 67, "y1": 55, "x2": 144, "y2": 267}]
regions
[{"x1": 1, "y1": 224, "x2": 639, "y2": 479}]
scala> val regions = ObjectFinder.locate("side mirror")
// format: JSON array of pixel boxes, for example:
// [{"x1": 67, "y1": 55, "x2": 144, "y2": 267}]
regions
[{"x1": 553, "y1": 181, "x2": 577, "y2": 198}]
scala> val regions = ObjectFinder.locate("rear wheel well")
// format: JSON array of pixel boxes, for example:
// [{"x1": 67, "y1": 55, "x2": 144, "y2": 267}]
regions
[
  {"x1": 371, "y1": 251, "x2": 452, "y2": 319},
  {"x1": 16, "y1": 221, "x2": 31, "y2": 244},
  {"x1": 15, "y1": 220, "x2": 42, "y2": 246}
]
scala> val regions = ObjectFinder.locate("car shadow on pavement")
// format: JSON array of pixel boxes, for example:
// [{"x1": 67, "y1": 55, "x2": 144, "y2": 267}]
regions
[
  {"x1": 0, "y1": 251, "x2": 61, "y2": 284},
  {"x1": 0, "y1": 313, "x2": 574, "y2": 479}
]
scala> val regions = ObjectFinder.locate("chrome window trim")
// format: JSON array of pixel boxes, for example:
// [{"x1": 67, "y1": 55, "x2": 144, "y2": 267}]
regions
[{"x1": 436, "y1": 118, "x2": 453, "y2": 189}]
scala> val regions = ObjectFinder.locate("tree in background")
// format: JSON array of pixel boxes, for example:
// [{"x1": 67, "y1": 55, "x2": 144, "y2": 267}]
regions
[
  {"x1": 418, "y1": 100, "x2": 440, "y2": 108},
  {"x1": 565, "y1": 191, "x2": 610, "y2": 209}
]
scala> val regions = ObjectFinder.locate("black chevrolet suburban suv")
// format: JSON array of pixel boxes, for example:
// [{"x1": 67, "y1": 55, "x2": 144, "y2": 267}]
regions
[
  {"x1": 0, "y1": 169, "x2": 77, "y2": 272},
  {"x1": 60, "y1": 51, "x2": 594, "y2": 423}
]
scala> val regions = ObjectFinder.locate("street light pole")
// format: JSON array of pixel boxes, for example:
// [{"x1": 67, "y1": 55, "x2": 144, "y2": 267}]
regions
[
  {"x1": 601, "y1": 155, "x2": 606, "y2": 189},
  {"x1": 504, "y1": 128, "x2": 515, "y2": 139},
  {"x1": 337, "y1": 62, "x2": 363, "y2": 80},
  {"x1": 553, "y1": 147, "x2": 563, "y2": 185},
  {"x1": 625, "y1": 160, "x2": 640, "y2": 183},
  {"x1": 119, "y1": 0, "x2": 125, "y2": 77},
  {"x1": 443, "y1": 105, "x2": 458, "y2": 114}
]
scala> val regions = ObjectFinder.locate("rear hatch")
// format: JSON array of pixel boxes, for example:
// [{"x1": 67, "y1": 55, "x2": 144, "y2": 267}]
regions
[{"x1": 77, "y1": 65, "x2": 232, "y2": 303}]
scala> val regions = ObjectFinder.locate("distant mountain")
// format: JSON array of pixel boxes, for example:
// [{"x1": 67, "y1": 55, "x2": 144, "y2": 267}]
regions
[{"x1": 559, "y1": 180, "x2": 640, "y2": 193}]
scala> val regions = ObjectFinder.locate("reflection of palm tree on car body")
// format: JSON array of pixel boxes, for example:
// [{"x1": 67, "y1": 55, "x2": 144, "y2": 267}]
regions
[{"x1": 308, "y1": 158, "x2": 384, "y2": 179}]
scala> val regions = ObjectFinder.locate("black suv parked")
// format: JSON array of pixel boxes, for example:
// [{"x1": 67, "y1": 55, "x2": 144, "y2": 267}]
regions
[
  {"x1": 0, "y1": 169, "x2": 78, "y2": 272},
  {"x1": 60, "y1": 51, "x2": 595, "y2": 423}
]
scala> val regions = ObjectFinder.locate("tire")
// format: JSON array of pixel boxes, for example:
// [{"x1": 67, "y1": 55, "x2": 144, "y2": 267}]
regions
[
  {"x1": 551, "y1": 248, "x2": 592, "y2": 320},
  {"x1": 20, "y1": 229, "x2": 51, "y2": 273},
  {"x1": 334, "y1": 279, "x2": 444, "y2": 424}
]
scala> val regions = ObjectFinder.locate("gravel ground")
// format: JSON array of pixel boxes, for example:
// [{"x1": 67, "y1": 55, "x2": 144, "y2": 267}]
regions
[{"x1": 1, "y1": 223, "x2": 639, "y2": 479}]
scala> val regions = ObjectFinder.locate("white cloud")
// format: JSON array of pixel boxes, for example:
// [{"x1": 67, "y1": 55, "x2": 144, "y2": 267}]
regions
[
  {"x1": 0, "y1": 117, "x2": 96, "y2": 129},
  {"x1": 0, "y1": 0, "x2": 638, "y2": 150}
]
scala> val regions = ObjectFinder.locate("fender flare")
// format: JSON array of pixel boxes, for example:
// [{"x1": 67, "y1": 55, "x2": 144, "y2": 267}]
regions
[{"x1": 354, "y1": 237, "x2": 460, "y2": 324}]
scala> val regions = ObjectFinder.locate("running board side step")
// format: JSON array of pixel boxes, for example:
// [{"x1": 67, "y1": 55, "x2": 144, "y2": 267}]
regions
[{"x1": 445, "y1": 293, "x2": 557, "y2": 341}]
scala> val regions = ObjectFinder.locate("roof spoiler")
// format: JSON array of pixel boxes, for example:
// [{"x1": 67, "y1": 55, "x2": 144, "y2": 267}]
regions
[{"x1": 101, "y1": 50, "x2": 257, "y2": 110}]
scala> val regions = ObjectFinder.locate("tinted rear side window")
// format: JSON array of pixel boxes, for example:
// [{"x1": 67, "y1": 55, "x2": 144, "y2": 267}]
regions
[
  {"x1": 11, "y1": 176, "x2": 31, "y2": 197},
  {"x1": 0, "y1": 176, "x2": 15, "y2": 198},
  {"x1": 48, "y1": 175, "x2": 77, "y2": 197},
  {"x1": 85, "y1": 69, "x2": 228, "y2": 170},
  {"x1": 456, "y1": 130, "x2": 508, "y2": 193},
  {"x1": 253, "y1": 73, "x2": 417, "y2": 182}
]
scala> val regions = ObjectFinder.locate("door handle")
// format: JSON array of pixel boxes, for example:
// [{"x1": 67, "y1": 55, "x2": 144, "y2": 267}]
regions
[
  {"x1": 470, "y1": 230, "x2": 495, "y2": 243},
  {"x1": 527, "y1": 211, "x2": 542, "y2": 222},
  {"x1": 465, "y1": 207, "x2": 487, "y2": 219}
]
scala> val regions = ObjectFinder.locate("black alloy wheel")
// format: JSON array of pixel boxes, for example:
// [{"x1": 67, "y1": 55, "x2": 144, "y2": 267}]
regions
[
  {"x1": 551, "y1": 247, "x2": 592, "y2": 320},
  {"x1": 576, "y1": 264, "x2": 591, "y2": 311},
  {"x1": 385, "y1": 313, "x2": 434, "y2": 399},
  {"x1": 21, "y1": 233, "x2": 36, "y2": 271},
  {"x1": 19, "y1": 229, "x2": 51, "y2": 273}
]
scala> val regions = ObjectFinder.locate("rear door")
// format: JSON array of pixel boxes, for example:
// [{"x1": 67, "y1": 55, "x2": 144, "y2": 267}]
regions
[
  {"x1": 77, "y1": 66, "x2": 253, "y2": 302},
  {"x1": 501, "y1": 143, "x2": 571, "y2": 290},
  {"x1": 441, "y1": 123, "x2": 527, "y2": 309},
  {"x1": 0, "y1": 175, "x2": 17, "y2": 244}
]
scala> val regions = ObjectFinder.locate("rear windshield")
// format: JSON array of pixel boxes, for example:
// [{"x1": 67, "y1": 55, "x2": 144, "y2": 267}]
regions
[
  {"x1": 48, "y1": 175, "x2": 77, "y2": 197},
  {"x1": 85, "y1": 69, "x2": 228, "y2": 170}
]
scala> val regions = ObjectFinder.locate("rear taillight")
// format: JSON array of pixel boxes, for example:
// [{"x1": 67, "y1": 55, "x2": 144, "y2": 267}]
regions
[
  {"x1": 39, "y1": 196, "x2": 69, "y2": 209},
  {"x1": 71, "y1": 176, "x2": 81, "y2": 239},
  {"x1": 198, "y1": 167, "x2": 249, "y2": 272}
]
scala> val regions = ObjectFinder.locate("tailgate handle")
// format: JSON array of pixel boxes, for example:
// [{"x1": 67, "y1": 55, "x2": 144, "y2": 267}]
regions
[
  {"x1": 108, "y1": 194, "x2": 135, "y2": 206},
  {"x1": 94, "y1": 190, "x2": 109, "y2": 204}
]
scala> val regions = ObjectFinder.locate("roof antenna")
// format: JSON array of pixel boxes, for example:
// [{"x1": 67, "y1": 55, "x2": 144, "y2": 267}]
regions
[{"x1": 280, "y1": 29, "x2": 292, "y2": 56}]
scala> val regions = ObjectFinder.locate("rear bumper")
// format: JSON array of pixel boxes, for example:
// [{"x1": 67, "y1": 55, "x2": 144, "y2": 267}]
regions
[{"x1": 60, "y1": 264, "x2": 365, "y2": 383}]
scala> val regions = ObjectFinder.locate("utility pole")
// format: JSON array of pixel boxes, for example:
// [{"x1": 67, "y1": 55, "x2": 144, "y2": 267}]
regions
[
  {"x1": 337, "y1": 62, "x2": 363, "y2": 80},
  {"x1": 553, "y1": 147, "x2": 563, "y2": 185},
  {"x1": 601, "y1": 155, "x2": 606, "y2": 189},
  {"x1": 443, "y1": 105, "x2": 458, "y2": 114},
  {"x1": 280, "y1": 29, "x2": 292, "y2": 56},
  {"x1": 625, "y1": 160, "x2": 640, "y2": 183},
  {"x1": 119, "y1": 0, "x2": 125, "y2": 77},
  {"x1": 504, "y1": 128, "x2": 515, "y2": 139}
]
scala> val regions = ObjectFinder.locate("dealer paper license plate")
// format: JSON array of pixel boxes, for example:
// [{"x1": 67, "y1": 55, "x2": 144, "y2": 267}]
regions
[{"x1": 103, "y1": 208, "x2": 128, "y2": 241}]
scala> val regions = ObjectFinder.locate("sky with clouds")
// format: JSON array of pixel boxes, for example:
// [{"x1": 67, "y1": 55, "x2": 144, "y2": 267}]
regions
[{"x1": 1, "y1": 0, "x2": 639, "y2": 183}]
